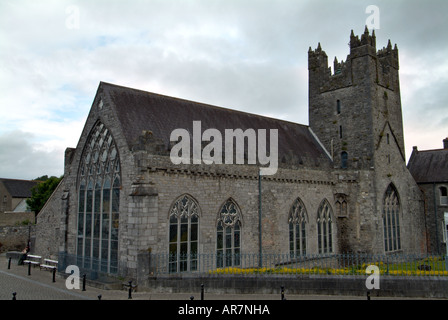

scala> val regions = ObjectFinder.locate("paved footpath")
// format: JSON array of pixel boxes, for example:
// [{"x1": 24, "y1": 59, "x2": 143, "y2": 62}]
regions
[{"x1": 0, "y1": 253, "x2": 438, "y2": 301}]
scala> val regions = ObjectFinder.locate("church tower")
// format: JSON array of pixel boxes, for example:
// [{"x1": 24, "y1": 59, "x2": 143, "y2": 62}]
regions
[{"x1": 308, "y1": 27, "x2": 404, "y2": 169}]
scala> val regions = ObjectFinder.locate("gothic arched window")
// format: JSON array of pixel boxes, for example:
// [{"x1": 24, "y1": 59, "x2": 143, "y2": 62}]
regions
[
  {"x1": 216, "y1": 199, "x2": 242, "y2": 268},
  {"x1": 383, "y1": 184, "x2": 401, "y2": 252},
  {"x1": 169, "y1": 194, "x2": 199, "y2": 273},
  {"x1": 288, "y1": 198, "x2": 307, "y2": 256},
  {"x1": 317, "y1": 199, "x2": 334, "y2": 254},
  {"x1": 77, "y1": 121, "x2": 121, "y2": 274}
]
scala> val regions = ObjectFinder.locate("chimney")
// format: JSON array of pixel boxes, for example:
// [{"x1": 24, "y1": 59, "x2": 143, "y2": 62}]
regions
[{"x1": 444, "y1": 138, "x2": 448, "y2": 149}]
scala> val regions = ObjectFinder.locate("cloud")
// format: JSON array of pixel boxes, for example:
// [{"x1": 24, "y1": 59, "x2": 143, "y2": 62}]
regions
[
  {"x1": 0, "y1": 0, "x2": 447, "y2": 178},
  {"x1": 0, "y1": 131, "x2": 65, "y2": 180}
]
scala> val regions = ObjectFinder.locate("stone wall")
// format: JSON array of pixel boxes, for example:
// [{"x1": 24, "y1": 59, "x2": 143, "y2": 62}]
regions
[
  {"x1": 0, "y1": 211, "x2": 35, "y2": 253},
  {"x1": 34, "y1": 180, "x2": 65, "y2": 260},
  {"x1": 142, "y1": 275, "x2": 448, "y2": 299},
  {"x1": 129, "y1": 154, "x2": 336, "y2": 258},
  {"x1": 0, "y1": 211, "x2": 35, "y2": 226},
  {"x1": 0, "y1": 225, "x2": 33, "y2": 253}
]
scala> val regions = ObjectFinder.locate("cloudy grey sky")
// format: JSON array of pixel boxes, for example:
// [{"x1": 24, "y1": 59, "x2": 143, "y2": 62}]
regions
[{"x1": 0, "y1": 0, "x2": 446, "y2": 180}]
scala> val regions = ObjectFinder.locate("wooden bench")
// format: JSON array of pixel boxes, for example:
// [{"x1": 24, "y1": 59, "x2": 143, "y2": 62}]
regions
[
  {"x1": 23, "y1": 254, "x2": 42, "y2": 267},
  {"x1": 40, "y1": 258, "x2": 58, "y2": 271}
]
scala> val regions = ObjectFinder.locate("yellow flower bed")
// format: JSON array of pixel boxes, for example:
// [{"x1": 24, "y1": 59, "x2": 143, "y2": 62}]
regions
[{"x1": 209, "y1": 266, "x2": 448, "y2": 276}]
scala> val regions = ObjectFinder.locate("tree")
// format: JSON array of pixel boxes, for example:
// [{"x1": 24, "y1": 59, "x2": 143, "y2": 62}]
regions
[
  {"x1": 26, "y1": 176, "x2": 63, "y2": 217},
  {"x1": 34, "y1": 175, "x2": 49, "y2": 182}
]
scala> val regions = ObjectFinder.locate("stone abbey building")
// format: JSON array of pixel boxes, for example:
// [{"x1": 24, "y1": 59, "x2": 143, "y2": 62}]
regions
[{"x1": 36, "y1": 28, "x2": 430, "y2": 281}]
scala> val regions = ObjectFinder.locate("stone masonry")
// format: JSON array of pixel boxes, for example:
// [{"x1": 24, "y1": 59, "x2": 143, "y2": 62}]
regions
[{"x1": 35, "y1": 28, "x2": 428, "y2": 285}]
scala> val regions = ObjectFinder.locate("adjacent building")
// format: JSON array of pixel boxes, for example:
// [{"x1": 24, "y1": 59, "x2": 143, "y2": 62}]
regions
[
  {"x1": 0, "y1": 178, "x2": 38, "y2": 214},
  {"x1": 408, "y1": 138, "x2": 448, "y2": 254}
]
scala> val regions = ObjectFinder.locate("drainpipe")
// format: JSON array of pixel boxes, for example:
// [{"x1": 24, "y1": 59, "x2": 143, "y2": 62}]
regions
[{"x1": 258, "y1": 168, "x2": 262, "y2": 268}]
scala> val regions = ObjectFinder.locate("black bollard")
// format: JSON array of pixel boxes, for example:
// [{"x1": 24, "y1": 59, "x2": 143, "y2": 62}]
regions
[
  {"x1": 82, "y1": 274, "x2": 86, "y2": 291},
  {"x1": 12, "y1": 292, "x2": 16, "y2": 300},
  {"x1": 128, "y1": 280, "x2": 133, "y2": 299},
  {"x1": 190, "y1": 296, "x2": 194, "y2": 300},
  {"x1": 28, "y1": 262, "x2": 31, "y2": 276},
  {"x1": 98, "y1": 294, "x2": 102, "y2": 300},
  {"x1": 367, "y1": 291, "x2": 370, "y2": 300},
  {"x1": 52, "y1": 267, "x2": 56, "y2": 283},
  {"x1": 281, "y1": 286, "x2": 285, "y2": 300},
  {"x1": 201, "y1": 283, "x2": 204, "y2": 300},
  {"x1": 8, "y1": 257, "x2": 11, "y2": 269}
]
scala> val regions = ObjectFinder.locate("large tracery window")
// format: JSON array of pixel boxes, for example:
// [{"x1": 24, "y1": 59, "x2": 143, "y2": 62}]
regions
[
  {"x1": 288, "y1": 198, "x2": 307, "y2": 256},
  {"x1": 216, "y1": 199, "x2": 242, "y2": 268},
  {"x1": 383, "y1": 184, "x2": 401, "y2": 252},
  {"x1": 317, "y1": 199, "x2": 333, "y2": 254},
  {"x1": 169, "y1": 194, "x2": 199, "y2": 273},
  {"x1": 77, "y1": 122, "x2": 120, "y2": 274}
]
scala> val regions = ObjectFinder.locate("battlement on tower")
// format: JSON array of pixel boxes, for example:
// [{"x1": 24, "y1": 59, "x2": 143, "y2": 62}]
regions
[{"x1": 308, "y1": 27, "x2": 399, "y2": 93}]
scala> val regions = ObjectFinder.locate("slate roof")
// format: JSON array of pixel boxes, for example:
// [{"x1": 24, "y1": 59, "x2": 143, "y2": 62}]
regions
[
  {"x1": 0, "y1": 179, "x2": 38, "y2": 198},
  {"x1": 99, "y1": 82, "x2": 332, "y2": 167},
  {"x1": 407, "y1": 147, "x2": 448, "y2": 183}
]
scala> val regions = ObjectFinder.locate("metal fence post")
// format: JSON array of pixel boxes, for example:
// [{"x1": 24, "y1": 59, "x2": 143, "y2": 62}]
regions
[
  {"x1": 28, "y1": 262, "x2": 31, "y2": 276},
  {"x1": 281, "y1": 286, "x2": 285, "y2": 300},
  {"x1": 128, "y1": 280, "x2": 133, "y2": 299},
  {"x1": 52, "y1": 267, "x2": 56, "y2": 282},
  {"x1": 446, "y1": 255, "x2": 448, "y2": 272},
  {"x1": 201, "y1": 283, "x2": 204, "y2": 300},
  {"x1": 82, "y1": 274, "x2": 86, "y2": 291}
]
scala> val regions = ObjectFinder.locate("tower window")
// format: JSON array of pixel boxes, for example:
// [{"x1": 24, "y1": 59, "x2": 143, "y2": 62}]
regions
[
  {"x1": 336, "y1": 100, "x2": 341, "y2": 114},
  {"x1": 341, "y1": 151, "x2": 348, "y2": 169},
  {"x1": 339, "y1": 125, "x2": 343, "y2": 139}
]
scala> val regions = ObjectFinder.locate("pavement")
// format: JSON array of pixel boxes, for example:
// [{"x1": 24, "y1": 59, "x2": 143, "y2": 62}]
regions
[{"x1": 0, "y1": 253, "x2": 440, "y2": 301}]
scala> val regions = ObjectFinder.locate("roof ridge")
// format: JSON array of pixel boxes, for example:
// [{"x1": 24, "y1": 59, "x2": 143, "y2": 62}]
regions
[{"x1": 415, "y1": 148, "x2": 447, "y2": 153}]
